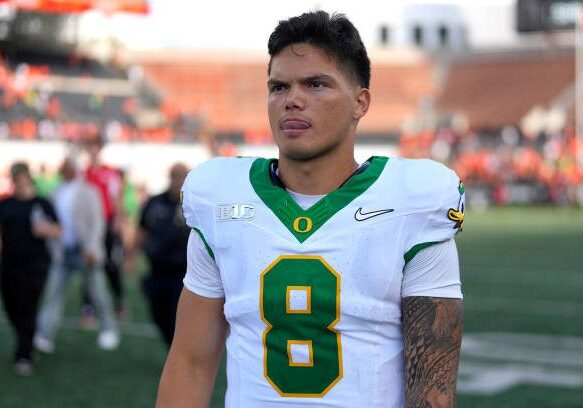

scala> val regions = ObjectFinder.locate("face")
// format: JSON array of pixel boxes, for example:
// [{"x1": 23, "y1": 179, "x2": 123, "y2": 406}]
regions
[
  {"x1": 268, "y1": 43, "x2": 369, "y2": 162},
  {"x1": 85, "y1": 141, "x2": 103, "y2": 164},
  {"x1": 60, "y1": 159, "x2": 77, "y2": 181},
  {"x1": 12, "y1": 172, "x2": 34, "y2": 196}
]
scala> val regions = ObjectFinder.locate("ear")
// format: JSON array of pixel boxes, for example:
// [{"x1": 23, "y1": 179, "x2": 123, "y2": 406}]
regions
[{"x1": 353, "y1": 88, "x2": 370, "y2": 120}]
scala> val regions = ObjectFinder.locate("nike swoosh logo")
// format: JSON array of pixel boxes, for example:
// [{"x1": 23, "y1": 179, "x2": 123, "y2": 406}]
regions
[{"x1": 354, "y1": 207, "x2": 394, "y2": 221}]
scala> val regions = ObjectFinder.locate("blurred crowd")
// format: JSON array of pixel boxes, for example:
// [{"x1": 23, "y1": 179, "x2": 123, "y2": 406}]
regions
[
  {"x1": 0, "y1": 51, "x2": 203, "y2": 143},
  {"x1": 399, "y1": 125, "x2": 583, "y2": 206},
  {"x1": 0, "y1": 137, "x2": 191, "y2": 376},
  {"x1": 4, "y1": 47, "x2": 580, "y2": 208}
]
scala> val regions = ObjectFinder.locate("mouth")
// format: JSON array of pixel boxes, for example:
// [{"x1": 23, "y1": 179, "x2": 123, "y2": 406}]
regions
[{"x1": 280, "y1": 119, "x2": 311, "y2": 136}]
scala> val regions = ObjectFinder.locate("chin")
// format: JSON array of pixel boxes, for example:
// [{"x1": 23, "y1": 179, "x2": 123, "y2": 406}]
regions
[
  {"x1": 276, "y1": 133, "x2": 344, "y2": 162},
  {"x1": 281, "y1": 151, "x2": 317, "y2": 161},
  {"x1": 279, "y1": 145, "x2": 335, "y2": 162}
]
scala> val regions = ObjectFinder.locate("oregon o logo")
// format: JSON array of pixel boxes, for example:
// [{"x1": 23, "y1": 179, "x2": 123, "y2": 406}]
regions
[{"x1": 293, "y1": 217, "x2": 313, "y2": 233}]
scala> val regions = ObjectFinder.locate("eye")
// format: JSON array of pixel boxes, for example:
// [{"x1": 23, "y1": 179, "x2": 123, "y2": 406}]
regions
[
  {"x1": 269, "y1": 83, "x2": 286, "y2": 93},
  {"x1": 309, "y1": 80, "x2": 325, "y2": 88}
]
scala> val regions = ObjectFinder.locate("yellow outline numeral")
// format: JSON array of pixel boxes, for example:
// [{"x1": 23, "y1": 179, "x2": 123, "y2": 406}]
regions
[{"x1": 260, "y1": 255, "x2": 343, "y2": 398}]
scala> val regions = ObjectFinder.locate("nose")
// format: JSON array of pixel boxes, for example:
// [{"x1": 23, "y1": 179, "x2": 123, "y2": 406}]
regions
[{"x1": 285, "y1": 86, "x2": 305, "y2": 111}]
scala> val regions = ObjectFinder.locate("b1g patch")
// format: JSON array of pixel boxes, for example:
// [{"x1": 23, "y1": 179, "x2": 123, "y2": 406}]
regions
[{"x1": 216, "y1": 204, "x2": 255, "y2": 221}]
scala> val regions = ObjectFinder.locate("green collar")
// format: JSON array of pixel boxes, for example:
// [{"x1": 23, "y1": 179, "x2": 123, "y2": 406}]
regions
[{"x1": 249, "y1": 156, "x2": 388, "y2": 243}]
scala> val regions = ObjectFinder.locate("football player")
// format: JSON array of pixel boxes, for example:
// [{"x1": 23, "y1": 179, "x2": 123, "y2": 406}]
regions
[{"x1": 157, "y1": 10, "x2": 464, "y2": 407}]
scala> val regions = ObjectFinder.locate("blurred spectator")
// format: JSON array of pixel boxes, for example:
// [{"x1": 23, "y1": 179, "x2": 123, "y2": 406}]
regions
[
  {"x1": 0, "y1": 122, "x2": 8, "y2": 140},
  {"x1": 33, "y1": 164, "x2": 61, "y2": 198},
  {"x1": 135, "y1": 163, "x2": 189, "y2": 347},
  {"x1": 38, "y1": 119, "x2": 57, "y2": 141},
  {"x1": 35, "y1": 157, "x2": 120, "y2": 354},
  {"x1": 82, "y1": 136, "x2": 127, "y2": 324},
  {"x1": 119, "y1": 168, "x2": 140, "y2": 253},
  {"x1": 0, "y1": 162, "x2": 61, "y2": 376}
]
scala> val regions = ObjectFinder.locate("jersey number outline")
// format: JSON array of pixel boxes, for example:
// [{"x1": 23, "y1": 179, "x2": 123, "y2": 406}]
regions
[{"x1": 260, "y1": 255, "x2": 342, "y2": 397}]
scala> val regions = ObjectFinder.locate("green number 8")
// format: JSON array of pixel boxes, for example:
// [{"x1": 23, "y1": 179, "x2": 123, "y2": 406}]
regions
[{"x1": 260, "y1": 255, "x2": 342, "y2": 397}]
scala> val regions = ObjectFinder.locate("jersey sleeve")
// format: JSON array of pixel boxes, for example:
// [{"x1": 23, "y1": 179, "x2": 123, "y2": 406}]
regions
[
  {"x1": 181, "y1": 160, "x2": 223, "y2": 226},
  {"x1": 180, "y1": 160, "x2": 219, "y2": 255},
  {"x1": 183, "y1": 229, "x2": 224, "y2": 298},
  {"x1": 404, "y1": 165, "x2": 465, "y2": 264},
  {"x1": 401, "y1": 238, "x2": 462, "y2": 299},
  {"x1": 180, "y1": 159, "x2": 224, "y2": 297},
  {"x1": 181, "y1": 170, "x2": 203, "y2": 230}
]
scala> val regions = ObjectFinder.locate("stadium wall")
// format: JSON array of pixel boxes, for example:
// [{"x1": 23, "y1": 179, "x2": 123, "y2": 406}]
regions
[{"x1": 0, "y1": 141, "x2": 397, "y2": 195}]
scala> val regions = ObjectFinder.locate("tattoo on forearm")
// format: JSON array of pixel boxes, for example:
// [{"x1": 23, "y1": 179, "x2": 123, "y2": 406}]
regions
[{"x1": 402, "y1": 297, "x2": 463, "y2": 408}]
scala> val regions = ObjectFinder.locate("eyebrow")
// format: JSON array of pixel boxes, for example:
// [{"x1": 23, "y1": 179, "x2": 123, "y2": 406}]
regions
[
  {"x1": 267, "y1": 74, "x2": 336, "y2": 87},
  {"x1": 267, "y1": 78, "x2": 285, "y2": 88}
]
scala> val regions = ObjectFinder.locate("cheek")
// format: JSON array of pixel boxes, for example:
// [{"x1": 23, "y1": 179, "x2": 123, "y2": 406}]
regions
[
  {"x1": 318, "y1": 99, "x2": 353, "y2": 129},
  {"x1": 267, "y1": 97, "x2": 281, "y2": 123}
]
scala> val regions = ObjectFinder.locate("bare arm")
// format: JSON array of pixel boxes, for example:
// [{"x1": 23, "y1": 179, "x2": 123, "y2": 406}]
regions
[
  {"x1": 32, "y1": 219, "x2": 61, "y2": 239},
  {"x1": 402, "y1": 296, "x2": 463, "y2": 408},
  {"x1": 156, "y1": 289, "x2": 227, "y2": 408}
]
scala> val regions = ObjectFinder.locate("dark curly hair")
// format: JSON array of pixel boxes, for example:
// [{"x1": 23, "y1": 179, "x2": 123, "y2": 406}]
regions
[{"x1": 268, "y1": 10, "x2": 371, "y2": 89}]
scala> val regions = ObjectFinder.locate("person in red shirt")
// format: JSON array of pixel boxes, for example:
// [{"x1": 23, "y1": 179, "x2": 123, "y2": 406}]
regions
[{"x1": 82, "y1": 136, "x2": 127, "y2": 322}]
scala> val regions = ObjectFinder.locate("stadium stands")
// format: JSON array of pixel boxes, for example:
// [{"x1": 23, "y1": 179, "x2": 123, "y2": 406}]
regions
[
  {"x1": 0, "y1": 48, "x2": 201, "y2": 143},
  {"x1": 0, "y1": 28, "x2": 581, "y2": 205},
  {"x1": 132, "y1": 48, "x2": 434, "y2": 140},
  {"x1": 437, "y1": 48, "x2": 575, "y2": 130}
]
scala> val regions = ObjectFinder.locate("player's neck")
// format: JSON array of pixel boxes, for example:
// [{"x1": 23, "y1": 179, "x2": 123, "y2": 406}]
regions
[{"x1": 277, "y1": 154, "x2": 358, "y2": 195}]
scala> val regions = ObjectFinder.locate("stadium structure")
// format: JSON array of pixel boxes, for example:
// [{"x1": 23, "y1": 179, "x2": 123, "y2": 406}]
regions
[
  {"x1": 0, "y1": 0, "x2": 582, "y2": 205},
  {"x1": 0, "y1": 3, "x2": 582, "y2": 406}
]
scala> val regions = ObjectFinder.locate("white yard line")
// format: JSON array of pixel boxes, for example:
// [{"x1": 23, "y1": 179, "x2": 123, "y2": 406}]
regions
[
  {"x1": 464, "y1": 296, "x2": 583, "y2": 317},
  {"x1": 462, "y1": 332, "x2": 583, "y2": 367},
  {"x1": 3, "y1": 317, "x2": 583, "y2": 395},
  {"x1": 459, "y1": 332, "x2": 583, "y2": 395}
]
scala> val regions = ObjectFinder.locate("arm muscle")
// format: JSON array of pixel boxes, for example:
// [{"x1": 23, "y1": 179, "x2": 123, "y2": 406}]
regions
[
  {"x1": 156, "y1": 289, "x2": 227, "y2": 407},
  {"x1": 402, "y1": 296, "x2": 463, "y2": 408}
]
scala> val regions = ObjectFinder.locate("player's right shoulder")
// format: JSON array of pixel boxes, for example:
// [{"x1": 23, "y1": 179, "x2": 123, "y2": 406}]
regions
[
  {"x1": 183, "y1": 157, "x2": 256, "y2": 196},
  {"x1": 181, "y1": 156, "x2": 257, "y2": 230}
]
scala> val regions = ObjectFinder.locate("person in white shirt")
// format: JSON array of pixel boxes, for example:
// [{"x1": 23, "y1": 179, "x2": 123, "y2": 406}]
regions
[{"x1": 35, "y1": 156, "x2": 120, "y2": 353}]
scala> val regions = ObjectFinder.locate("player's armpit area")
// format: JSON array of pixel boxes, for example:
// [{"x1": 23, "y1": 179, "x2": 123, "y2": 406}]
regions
[{"x1": 402, "y1": 296, "x2": 463, "y2": 408}]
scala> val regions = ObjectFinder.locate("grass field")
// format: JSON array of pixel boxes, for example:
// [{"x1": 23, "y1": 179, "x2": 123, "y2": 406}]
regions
[{"x1": 1, "y1": 206, "x2": 582, "y2": 407}]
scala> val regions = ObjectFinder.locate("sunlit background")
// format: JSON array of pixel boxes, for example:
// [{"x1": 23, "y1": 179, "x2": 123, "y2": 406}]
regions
[{"x1": 0, "y1": 1, "x2": 582, "y2": 406}]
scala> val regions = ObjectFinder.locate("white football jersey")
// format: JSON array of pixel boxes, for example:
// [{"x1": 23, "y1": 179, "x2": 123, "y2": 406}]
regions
[{"x1": 181, "y1": 156, "x2": 465, "y2": 407}]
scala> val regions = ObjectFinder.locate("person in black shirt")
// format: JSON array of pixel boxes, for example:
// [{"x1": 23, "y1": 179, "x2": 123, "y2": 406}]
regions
[
  {"x1": 135, "y1": 163, "x2": 190, "y2": 347},
  {"x1": 0, "y1": 162, "x2": 61, "y2": 376}
]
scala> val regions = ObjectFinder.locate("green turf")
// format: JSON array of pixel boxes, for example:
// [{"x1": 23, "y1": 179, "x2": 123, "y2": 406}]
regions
[
  {"x1": 1, "y1": 206, "x2": 582, "y2": 407},
  {"x1": 460, "y1": 207, "x2": 583, "y2": 337},
  {"x1": 457, "y1": 206, "x2": 583, "y2": 406},
  {"x1": 0, "y1": 268, "x2": 167, "y2": 407}
]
